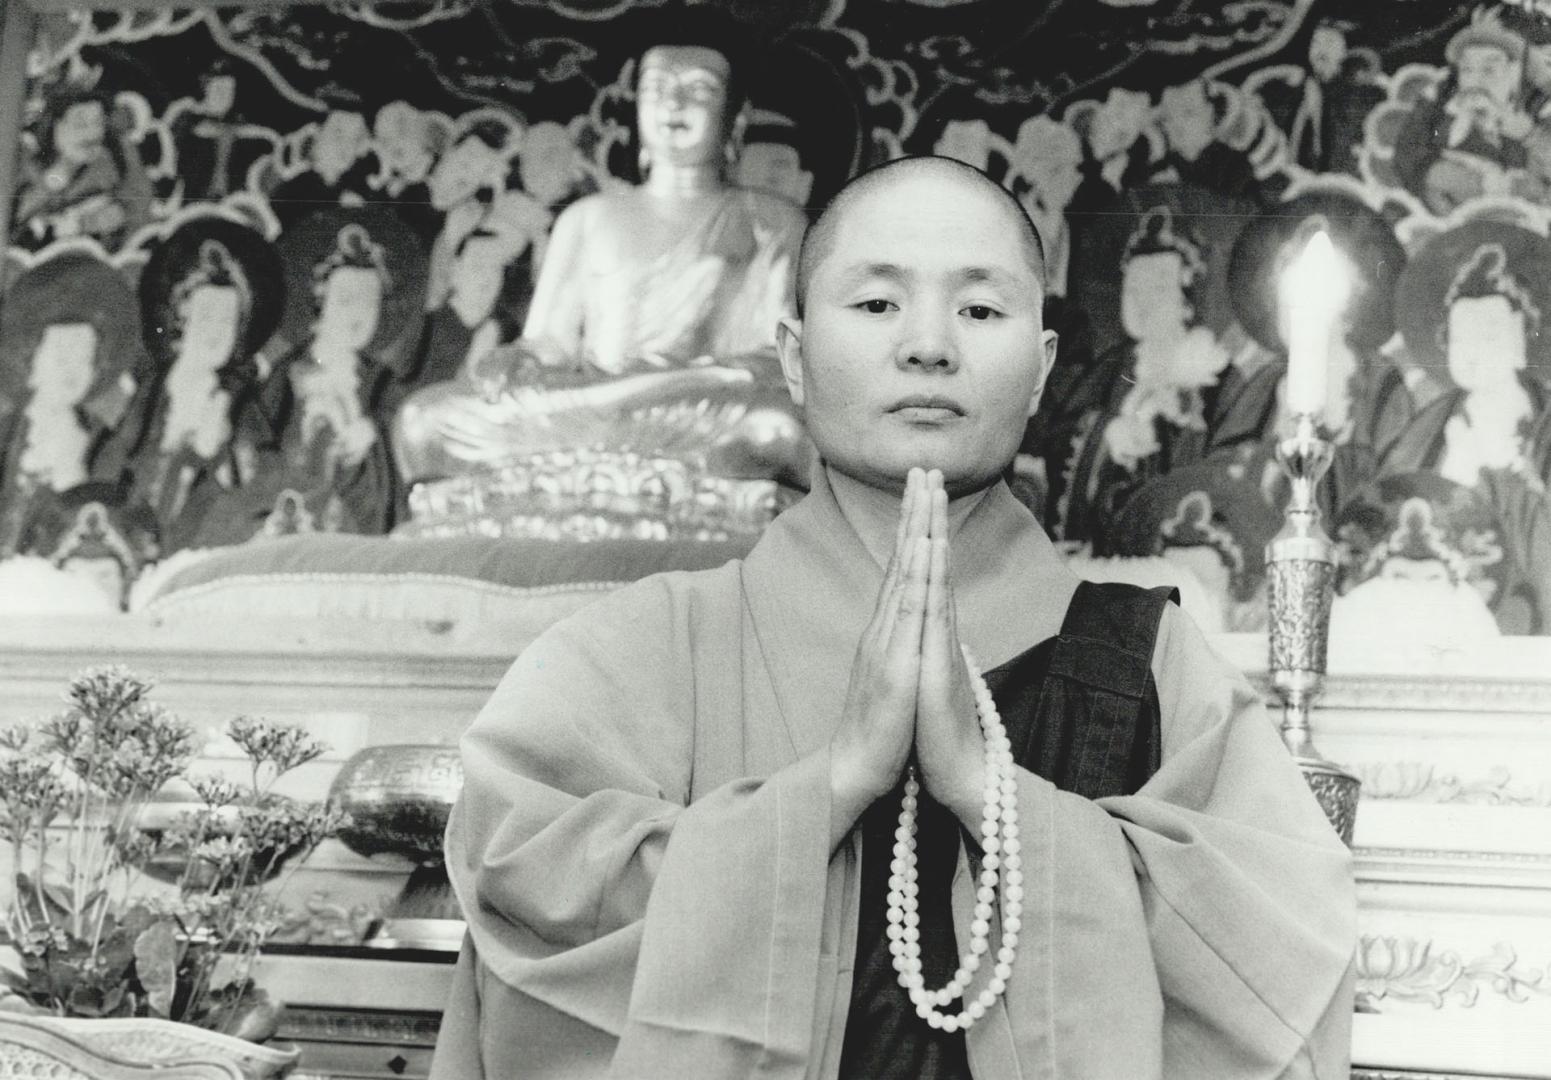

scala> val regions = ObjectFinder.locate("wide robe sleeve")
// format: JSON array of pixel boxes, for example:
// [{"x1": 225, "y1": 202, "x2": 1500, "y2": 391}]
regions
[
  {"x1": 432, "y1": 567, "x2": 838, "y2": 1080},
  {"x1": 967, "y1": 603, "x2": 1356, "y2": 1080}
]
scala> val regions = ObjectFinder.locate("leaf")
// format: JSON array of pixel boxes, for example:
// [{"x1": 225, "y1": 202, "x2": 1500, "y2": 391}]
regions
[
  {"x1": 99, "y1": 980, "x2": 129, "y2": 1018},
  {"x1": 118, "y1": 905, "x2": 154, "y2": 940},
  {"x1": 133, "y1": 920, "x2": 178, "y2": 1017},
  {"x1": 41, "y1": 882, "x2": 77, "y2": 921}
]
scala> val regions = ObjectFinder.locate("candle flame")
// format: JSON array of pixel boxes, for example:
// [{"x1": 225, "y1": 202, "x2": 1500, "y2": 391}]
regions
[{"x1": 1281, "y1": 228, "x2": 1352, "y2": 317}]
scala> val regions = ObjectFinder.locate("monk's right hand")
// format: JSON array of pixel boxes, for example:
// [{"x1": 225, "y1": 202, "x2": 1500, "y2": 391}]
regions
[{"x1": 828, "y1": 468, "x2": 930, "y2": 851}]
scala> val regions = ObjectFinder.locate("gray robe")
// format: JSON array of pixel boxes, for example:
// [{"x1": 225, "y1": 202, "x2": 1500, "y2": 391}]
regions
[{"x1": 433, "y1": 469, "x2": 1355, "y2": 1079}]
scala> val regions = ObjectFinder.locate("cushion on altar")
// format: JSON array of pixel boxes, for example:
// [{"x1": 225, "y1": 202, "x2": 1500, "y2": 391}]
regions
[
  {"x1": 139, "y1": 533, "x2": 754, "y2": 628},
  {"x1": 0, "y1": 556, "x2": 121, "y2": 614}
]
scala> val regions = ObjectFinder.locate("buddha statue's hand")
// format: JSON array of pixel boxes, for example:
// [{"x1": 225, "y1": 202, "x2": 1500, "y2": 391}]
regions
[
  {"x1": 431, "y1": 395, "x2": 530, "y2": 464},
  {"x1": 913, "y1": 470, "x2": 986, "y2": 835},
  {"x1": 828, "y1": 468, "x2": 931, "y2": 852},
  {"x1": 471, "y1": 338, "x2": 572, "y2": 403}
]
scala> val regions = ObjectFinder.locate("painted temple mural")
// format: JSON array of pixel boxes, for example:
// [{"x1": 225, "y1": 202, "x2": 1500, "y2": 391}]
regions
[{"x1": 4, "y1": 0, "x2": 1551, "y2": 640}]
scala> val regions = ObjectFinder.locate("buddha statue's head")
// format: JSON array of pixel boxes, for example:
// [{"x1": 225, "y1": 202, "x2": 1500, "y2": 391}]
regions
[{"x1": 635, "y1": 43, "x2": 742, "y2": 174}]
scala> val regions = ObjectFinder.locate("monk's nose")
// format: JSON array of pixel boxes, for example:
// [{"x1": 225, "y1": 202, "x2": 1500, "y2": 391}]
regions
[{"x1": 897, "y1": 313, "x2": 958, "y2": 373}]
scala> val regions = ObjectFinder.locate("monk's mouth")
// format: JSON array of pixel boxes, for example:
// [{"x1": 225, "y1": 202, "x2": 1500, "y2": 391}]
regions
[{"x1": 889, "y1": 396, "x2": 966, "y2": 420}]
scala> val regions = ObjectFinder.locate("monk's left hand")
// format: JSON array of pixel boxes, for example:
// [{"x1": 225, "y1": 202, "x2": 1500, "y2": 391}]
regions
[{"x1": 914, "y1": 470, "x2": 989, "y2": 832}]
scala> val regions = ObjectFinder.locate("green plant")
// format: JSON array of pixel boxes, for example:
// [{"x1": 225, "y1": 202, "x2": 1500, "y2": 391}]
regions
[{"x1": 0, "y1": 666, "x2": 348, "y2": 1037}]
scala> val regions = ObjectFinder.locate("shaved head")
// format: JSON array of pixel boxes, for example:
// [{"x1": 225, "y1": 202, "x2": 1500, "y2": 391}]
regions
[{"x1": 795, "y1": 155, "x2": 1047, "y2": 317}]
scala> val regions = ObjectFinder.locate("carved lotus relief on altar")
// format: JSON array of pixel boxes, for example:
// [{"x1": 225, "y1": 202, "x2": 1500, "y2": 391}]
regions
[{"x1": 1356, "y1": 935, "x2": 1551, "y2": 1012}]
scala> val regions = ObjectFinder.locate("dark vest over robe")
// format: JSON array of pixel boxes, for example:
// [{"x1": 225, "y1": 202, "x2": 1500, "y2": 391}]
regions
[{"x1": 842, "y1": 582, "x2": 1174, "y2": 1078}]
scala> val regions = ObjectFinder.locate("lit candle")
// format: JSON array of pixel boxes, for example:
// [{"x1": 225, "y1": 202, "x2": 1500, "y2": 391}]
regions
[{"x1": 1280, "y1": 227, "x2": 1352, "y2": 420}]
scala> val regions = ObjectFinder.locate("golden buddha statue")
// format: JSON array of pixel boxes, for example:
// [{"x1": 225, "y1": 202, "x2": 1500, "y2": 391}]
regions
[{"x1": 392, "y1": 39, "x2": 812, "y2": 541}]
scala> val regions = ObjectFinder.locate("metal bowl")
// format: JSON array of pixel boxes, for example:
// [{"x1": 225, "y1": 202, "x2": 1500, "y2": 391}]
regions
[{"x1": 329, "y1": 744, "x2": 463, "y2": 864}]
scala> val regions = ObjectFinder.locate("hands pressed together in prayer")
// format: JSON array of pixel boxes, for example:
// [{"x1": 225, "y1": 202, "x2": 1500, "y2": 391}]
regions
[{"x1": 829, "y1": 468, "x2": 989, "y2": 848}]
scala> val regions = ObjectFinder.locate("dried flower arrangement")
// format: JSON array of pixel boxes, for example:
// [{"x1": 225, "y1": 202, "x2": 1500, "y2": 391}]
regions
[{"x1": 0, "y1": 666, "x2": 348, "y2": 1038}]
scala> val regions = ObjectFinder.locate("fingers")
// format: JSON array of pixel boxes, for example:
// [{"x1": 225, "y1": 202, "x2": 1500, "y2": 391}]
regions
[
  {"x1": 870, "y1": 470, "x2": 920, "y2": 644},
  {"x1": 868, "y1": 467, "x2": 946, "y2": 656},
  {"x1": 902, "y1": 468, "x2": 931, "y2": 546},
  {"x1": 884, "y1": 536, "x2": 930, "y2": 677},
  {"x1": 922, "y1": 535, "x2": 950, "y2": 667},
  {"x1": 921, "y1": 478, "x2": 961, "y2": 694},
  {"x1": 888, "y1": 470, "x2": 923, "y2": 590},
  {"x1": 945, "y1": 541, "x2": 961, "y2": 651},
  {"x1": 928, "y1": 472, "x2": 948, "y2": 542},
  {"x1": 893, "y1": 468, "x2": 920, "y2": 554}
]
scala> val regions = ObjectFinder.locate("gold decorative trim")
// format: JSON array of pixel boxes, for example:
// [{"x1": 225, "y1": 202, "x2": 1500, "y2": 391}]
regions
[
  {"x1": 1355, "y1": 763, "x2": 1551, "y2": 807},
  {"x1": 402, "y1": 450, "x2": 793, "y2": 542},
  {"x1": 1353, "y1": 1072, "x2": 1521, "y2": 1080},
  {"x1": 1358, "y1": 847, "x2": 1551, "y2": 866},
  {"x1": 276, "y1": 1007, "x2": 441, "y2": 1045},
  {"x1": 1246, "y1": 670, "x2": 1551, "y2": 714},
  {"x1": 272, "y1": 892, "x2": 384, "y2": 947},
  {"x1": 1356, "y1": 936, "x2": 1550, "y2": 1010}
]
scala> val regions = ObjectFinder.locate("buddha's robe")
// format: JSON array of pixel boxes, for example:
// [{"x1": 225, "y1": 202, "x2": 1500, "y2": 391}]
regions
[
  {"x1": 432, "y1": 468, "x2": 1355, "y2": 1079},
  {"x1": 522, "y1": 188, "x2": 806, "y2": 373}
]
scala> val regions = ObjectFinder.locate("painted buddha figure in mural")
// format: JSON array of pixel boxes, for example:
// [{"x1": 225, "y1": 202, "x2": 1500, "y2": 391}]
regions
[
  {"x1": 1384, "y1": 223, "x2": 1551, "y2": 491},
  {"x1": 0, "y1": 252, "x2": 142, "y2": 553},
  {"x1": 391, "y1": 34, "x2": 812, "y2": 527}
]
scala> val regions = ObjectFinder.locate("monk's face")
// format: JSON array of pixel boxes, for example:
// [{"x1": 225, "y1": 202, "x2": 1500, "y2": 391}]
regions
[{"x1": 779, "y1": 166, "x2": 1057, "y2": 497}]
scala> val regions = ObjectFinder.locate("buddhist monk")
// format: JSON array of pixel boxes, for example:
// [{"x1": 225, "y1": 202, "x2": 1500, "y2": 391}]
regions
[{"x1": 430, "y1": 156, "x2": 1355, "y2": 1079}]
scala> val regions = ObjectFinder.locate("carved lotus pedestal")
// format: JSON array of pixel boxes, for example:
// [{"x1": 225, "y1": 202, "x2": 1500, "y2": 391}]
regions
[{"x1": 0, "y1": 1014, "x2": 298, "y2": 1079}]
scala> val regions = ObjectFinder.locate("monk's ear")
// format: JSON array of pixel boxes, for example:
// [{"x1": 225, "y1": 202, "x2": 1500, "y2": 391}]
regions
[
  {"x1": 776, "y1": 315, "x2": 806, "y2": 407},
  {"x1": 1026, "y1": 328, "x2": 1059, "y2": 418}
]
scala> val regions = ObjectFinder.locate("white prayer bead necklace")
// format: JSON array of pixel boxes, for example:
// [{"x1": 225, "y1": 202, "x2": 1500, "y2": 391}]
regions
[{"x1": 885, "y1": 649, "x2": 1021, "y2": 1033}]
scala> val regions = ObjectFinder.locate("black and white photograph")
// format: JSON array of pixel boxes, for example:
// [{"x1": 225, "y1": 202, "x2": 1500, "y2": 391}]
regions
[{"x1": 0, "y1": 0, "x2": 1547, "y2": 1077}]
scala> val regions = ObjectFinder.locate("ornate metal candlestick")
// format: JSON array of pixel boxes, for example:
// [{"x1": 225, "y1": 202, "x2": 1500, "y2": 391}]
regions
[{"x1": 1266, "y1": 412, "x2": 1361, "y2": 845}]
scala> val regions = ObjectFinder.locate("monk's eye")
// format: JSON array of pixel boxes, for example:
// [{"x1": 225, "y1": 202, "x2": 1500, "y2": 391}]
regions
[
  {"x1": 857, "y1": 299, "x2": 897, "y2": 314},
  {"x1": 962, "y1": 305, "x2": 1000, "y2": 321}
]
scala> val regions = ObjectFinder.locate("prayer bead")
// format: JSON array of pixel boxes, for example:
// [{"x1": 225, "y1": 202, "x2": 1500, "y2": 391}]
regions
[{"x1": 885, "y1": 652, "x2": 1018, "y2": 1034}]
